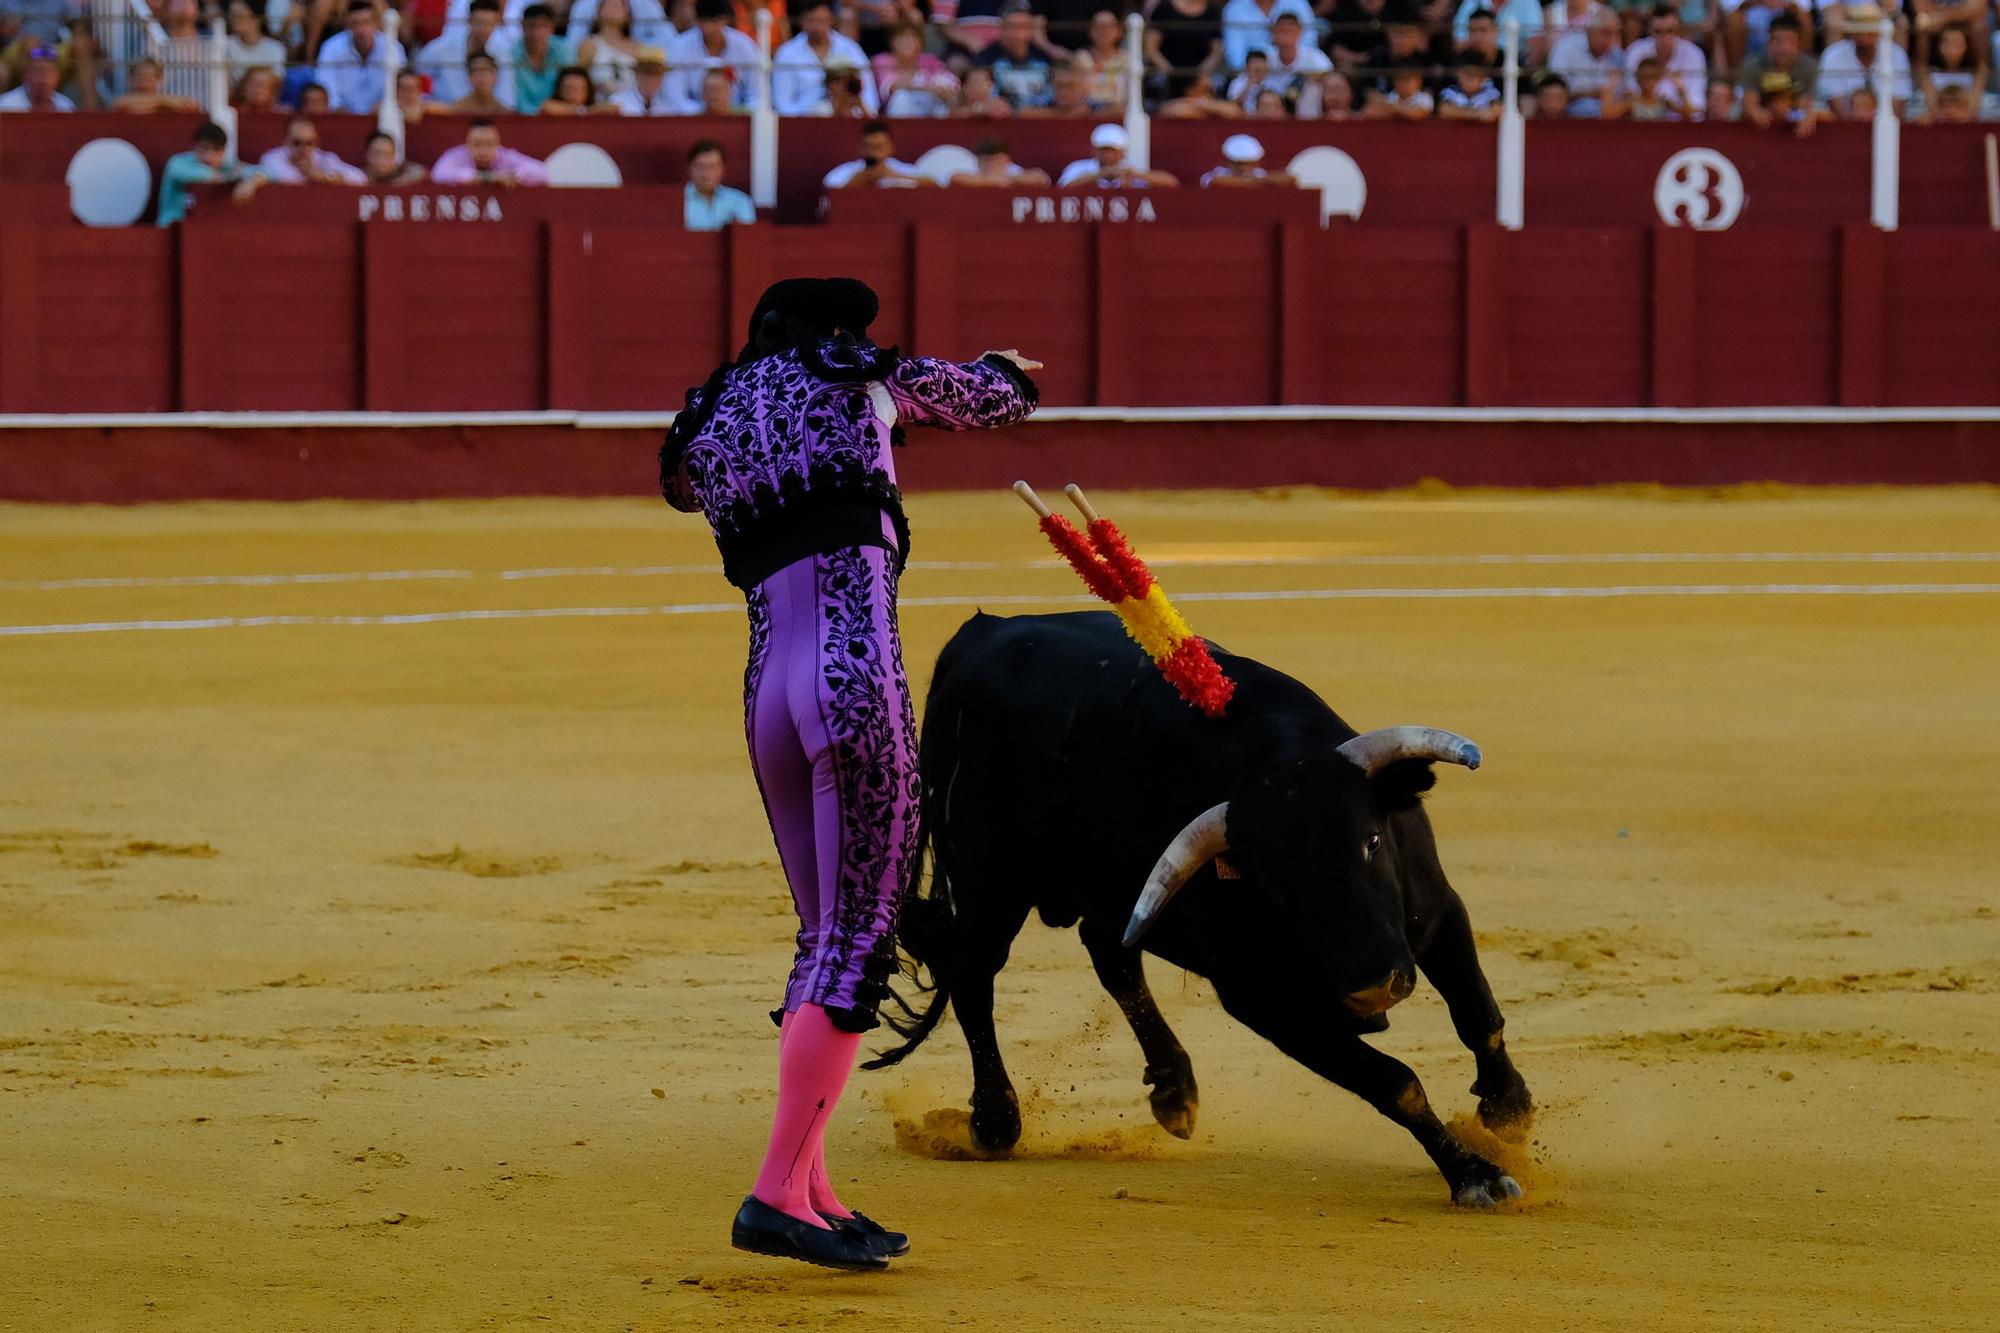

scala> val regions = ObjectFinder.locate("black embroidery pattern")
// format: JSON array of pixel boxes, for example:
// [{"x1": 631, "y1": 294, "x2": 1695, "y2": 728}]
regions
[{"x1": 885, "y1": 355, "x2": 1039, "y2": 431}]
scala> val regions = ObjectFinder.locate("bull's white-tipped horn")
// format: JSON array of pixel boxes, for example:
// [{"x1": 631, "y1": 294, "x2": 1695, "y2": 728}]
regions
[
  {"x1": 1123, "y1": 803, "x2": 1231, "y2": 948},
  {"x1": 1336, "y1": 726, "x2": 1483, "y2": 776}
]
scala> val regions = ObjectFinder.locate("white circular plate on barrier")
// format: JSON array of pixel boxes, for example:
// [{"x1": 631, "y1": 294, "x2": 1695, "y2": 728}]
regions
[
  {"x1": 914, "y1": 144, "x2": 978, "y2": 188},
  {"x1": 66, "y1": 138, "x2": 154, "y2": 227},
  {"x1": 544, "y1": 142, "x2": 624, "y2": 188},
  {"x1": 1286, "y1": 146, "x2": 1367, "y2": 225}
]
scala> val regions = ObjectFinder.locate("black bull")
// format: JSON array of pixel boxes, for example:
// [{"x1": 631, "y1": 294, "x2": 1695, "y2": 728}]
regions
[{"x1": 866, "y1": 611, "x2": 1535, "y2": 1207}]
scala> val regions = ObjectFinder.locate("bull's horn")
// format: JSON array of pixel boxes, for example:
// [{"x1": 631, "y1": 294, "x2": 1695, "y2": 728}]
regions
[
  {"x1": 1336, "y1": 726, "x2": 1482, "y2": 776},
  {"x1": 1122, "y1": 803, "x2": 1231, "y2": 948}
]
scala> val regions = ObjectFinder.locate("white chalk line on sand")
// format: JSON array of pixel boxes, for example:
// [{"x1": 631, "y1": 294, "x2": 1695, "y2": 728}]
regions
[
  {"x1": 6, "y1": 582, "x2": 2000, "y2": 638},
  {"x1": 8, "y1": 550, "x2": 2000, "y2": 593}
]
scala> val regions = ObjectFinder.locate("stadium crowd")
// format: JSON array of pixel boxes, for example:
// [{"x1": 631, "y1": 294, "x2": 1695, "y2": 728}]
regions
[{"x1": 3, "y1": 0, "x2": 1997, "y2": 122}]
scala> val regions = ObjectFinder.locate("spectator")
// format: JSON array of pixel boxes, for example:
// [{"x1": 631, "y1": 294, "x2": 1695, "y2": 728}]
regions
[
  {"x1": 1530, "y1": 68, "x2": 1572, "y2": 113},
  {"x1": 1621, "y1": 3, "x2": 1704, "y2": 116},
  {"x1": 111, "y1": 57, "x2": 201, "y2": 113},
  {"x1": 1916, "y1": 22, "x2": 1984, "y2": 121},
  {"x1": 1751, "y1": 68, "x2": 1827, "y2": 129},
  {"x1": 1200, "y1": 131, "x2": 1297, "y2": 185},
  {"x1": 563, "y1": 0, "x2": 676, "y2": 48},
  {"x1": 226, "y1": 0, "x2": 288, "y2": 83},
  {"x1": 448, "y1": 53, "x2": 513, "y2": 111},
  {"x1": 419, "y1": 0, "x2": 517, "y2": 109},
  {"x1": 1545, "y1": 0, "x2": 1609, "y2": 34},
  {"x1": 1738, "y1": 13, "x2": 1815, "y2": 125},
  {"x1": 433, "y1": 118, "x2": 551, "y2": 183},
  {"x1": 579, "y1": 0, "x2": 644, "y2": 96},
  {"x1": 1361, "y1": 21, "x2": 1437, "y2": 101},
  {"x1": 1366, "y1": 62, "x2": 1436, "y2": 116},
  {"x1": 1439, "y1": 54, "x2": 1503, "y2": 117},
  {"x1": 1842, "y1": 83, "x2": 1876, "y2": 119},
  {"x1": 700, "y1": 66, "x2": 744, "y2": 112},
  {"x1": 1910, "y1": 0, "x2": 1983, "y2": 50},
  {"x1": 1460, "y1": 7, "x2": 1502, "y2": 63},
  {"x1": 823, "y1": 119, "x2": 933, "y2": 187},
  {"x1": 1931, "y1": 81, "x2": 1977, "y2": 121},
  {"x1": 1025, "y1": 57, "x2": 1097, "y2": 114},
  {"x1": 259, "y1": 116, "x2": 368, "y2": 183},
  {"x1": 0, "y1": 45, "x2": 70, "y2": 110},
  {"x1": 663, "y1": 0, "x2": 762, "y2": 111},
  {"x1": 1227, "y1": 51, "x2": 1273, "y2": 109},
  {"x1": 1250, "y1": 85, "x2": 1292, "y2": 114},
  {"x1": 235, "y1": 65, "x2": 282, "y2": 112},
  {"x1": 1078, "y1": 9, "x2": 1133, "y2": 109},
  {"x1": 1719, "y1": 0, "x2": 1803, "y2": 73},
  {"x1": 1819, "y1": 4, "x2": 1910, "y2": 117},
  {"x1": 156, "y1": 0, "x2": 208, "y2": 104},
  {"x1": 364, "y1": 129, "x2": 429, "y2": 183},
  {"x1": 1144, "y1": 0, "x2": 1226, "y2": 98},
  {"x1": 683, "y1": 138, "x2": 757, "y2": 228},
  {"x1": 1452, "y1": 0, "x2": 1546, "y2": 62},
  {"x1": 1326, "y1": 0, "x2": 1394, "y2": 72},
  {"x1": 1547, "y1": 7, "x2": 1621, "y2": 114},
  {"x1": 297, "y1": 83, "x2": 332, "y2": 114},
  {"x1": 613, "y1": 46, "x2": 676, "y2": 111},
  {"x1": 1159, "y1": 70, "x2": 1241, "y2": 112},
  {"x1": 950, "y1": 133, "x2": 1054, "y2": 184},
  {"x1": 0, "y1": 0, "x2": 69, "y2": 72},
  {"x1": 952, "y1": 64, "x2": 1015, "y2": 114},
  {"x1": 394, "y1": 69, "x2": 429, "y2": 124},
  {"x1": 542, "y1": 63, "x2": 612, "y2": 112},
  {"x1": 1262, "y1": 11, "x2": 1334, "y2": 107},
  {"x1": 1612, "y1": 54, "x2": 1680, "y2": 116},
  {"x1": 940, "y1": 0, "x2": 1010, "y2": 55},
  {"x1": 514, "y1": 4, "x2": 577, "y2": 112},
  {"x1": 1217, "y1": 0, "x2": 1314, "y2": 72},
  {"x1": 157, "y1": 121, "x2": 267, "y2": 226},
  {"x1": 978, "y1": 5, "x2": 1056, "y2": 107},
  {"x1": 873, "y1": 20, "x2": 958, "y2": 115},
  {"x1": 821, "y1": 62, "x2": 873, "y2": 115},
  {"x1": 1057, "y1": 121, "x2": 1180, "y2": 185},
  {"x1": 315, "y1": 0, "x2": 392, "y2": 114},
  {"x1": 1313, "y1": 68, "x2": 1359, "y2": 117},
  {"x1": 774, "y1": 0, "x2": 879, "y2": 114}
]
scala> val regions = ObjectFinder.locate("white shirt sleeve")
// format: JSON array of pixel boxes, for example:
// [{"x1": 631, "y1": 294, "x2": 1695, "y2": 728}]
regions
[
  {"x1": 773, "y1": 35, "x2": 821, "y2": 116},
  {"x1": 822, "y1": 158, "x2": 864, "y2": 189},
  {"x1": 1056, "y1": 158, "x2": 1095, "y2": 186}
]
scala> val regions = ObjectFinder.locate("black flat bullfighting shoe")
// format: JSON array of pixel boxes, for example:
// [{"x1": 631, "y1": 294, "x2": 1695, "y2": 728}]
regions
[
  {"x1": 822, "y1": 1210, "x2": 910, "y2": 1257},
  {"x1": 730, "y1": 1197, "x2": 889, "y2": 1271}
]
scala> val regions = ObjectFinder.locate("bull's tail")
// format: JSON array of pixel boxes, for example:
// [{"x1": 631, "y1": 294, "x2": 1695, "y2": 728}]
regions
[{"x1": 861, "y1": 814, "x2": 953, "y2": 1070}]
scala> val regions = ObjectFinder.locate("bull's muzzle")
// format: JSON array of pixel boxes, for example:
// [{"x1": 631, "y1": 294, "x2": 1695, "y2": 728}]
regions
[{"x1": 1344, "y1": 970, "x2": 1415, "y2": 1017}]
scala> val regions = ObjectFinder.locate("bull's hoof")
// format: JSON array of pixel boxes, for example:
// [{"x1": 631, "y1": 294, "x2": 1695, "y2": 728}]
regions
[
  {"x1": 1144, "y1": 1062, "x2": 1199, "y2": 1140},
  {"x1": 1474, "y1": 1078, "x2": 1534, "y2": 1139},
  {"x1": 968, "y1": 1088, "x2": 1022, "y2": 1152}
]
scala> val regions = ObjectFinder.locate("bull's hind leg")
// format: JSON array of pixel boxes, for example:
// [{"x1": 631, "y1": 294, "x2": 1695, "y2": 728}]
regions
[
  {"x1": 1081, "y1": 922, "x2": 1198, "y2": 1139},
  {"x1": 1414, "y1": 887, "x2": 1532, "y2": 1134},
  {"x1": 947, "y1": 899, "x2": 1033, "y2": 1152}
]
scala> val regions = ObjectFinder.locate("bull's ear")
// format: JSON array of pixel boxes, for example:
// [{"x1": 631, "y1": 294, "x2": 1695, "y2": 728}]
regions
[{"x1": 1370, "y1": 759, "x2": 1439, "y2": 812}]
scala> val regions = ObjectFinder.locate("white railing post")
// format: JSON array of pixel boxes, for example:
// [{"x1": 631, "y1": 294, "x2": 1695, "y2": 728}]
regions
[
  {"x1": 1868, "y1": 15, "x2": 1898, "y2": 230},
  {"x1": 1123, "y1": 12, "x2": 1149, "y2": 170},
  {"x1": 378, "y1": 6, "x2": 406, "y2": 153},
  {"x1": 204, "y1": 15, "x2": 229, "y2": 113},
  {"x1": 1497, "y1": 19, "x2": 1524, "y2": 229},
  {"x1": 751, "y1": 7, "x2": 777, "y2": 209}
]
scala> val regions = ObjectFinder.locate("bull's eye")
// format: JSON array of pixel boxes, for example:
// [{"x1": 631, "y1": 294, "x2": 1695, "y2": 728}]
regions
[{"x1": 1364, "y1": 831, "x2": 1382, "y2": 861}]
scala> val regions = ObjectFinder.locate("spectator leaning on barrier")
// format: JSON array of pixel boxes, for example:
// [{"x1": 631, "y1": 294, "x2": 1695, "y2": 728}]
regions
[
  {"x1": 613, "y1": 46, "x2": 676, "y2": 111},
  {"x1": 113, "y1": 57, "x2": 201, "y2": 112},
  {"x1": 1217, "y1": 0, "x2": 1314, "y2": 73},
  {"x1": 1439, "y1": 52, "x2": 1502, "y2": 117},
  {"x1": 1738, "y1": 12, "x2": 1815, "y2": 124},
  {"x1": 774, "y1": 0, "x2": 880, "y2": 115},
  {"x1": 235, "y1": 65, "x2": 282, "y2": 112},
  {"x1": 822, "y1": 118, "x2": 934, "y2": 187},
  {"x1": 1819, "y1": 4, "x2": 1911, "y2": 116},
  {"x1": 978, "y1": 4, "x2": 1056, "y2": 107},
  {"x1": 420, "y1": 0, "x2": 517, "y2": 109},
  {"x1": 1917, "y1": 23, "x2": 1985, "y2": 123},
  {"x1": 1313, "y1": 68, "x2": 1358, "y2": 117},
  {"x1": 1360, "y1": 20, "x2": 1436, "y2": 101},
  {"x1": 450, "y1": 52, "x2": 514, "y2": 111},
  {"x1": 396, "y1": 69, "x2": 429, "y2": 123},
  {"x1": 1199, "y1": 131, "x2": 1296, "y2": 185},
  {"x1": 873, "y1": 19, "x2": 958, "y2": 116},
  {"x1": 683, "y1": 138, "x2": 757, "y2": 228},
  {"x1": 260, "y1": 115, "x2": 368, "y2": 184},
  {"x1": 514, "y1": 4, "x2": 578, "y2": 112},
  {"x1": 1614, "y1": 54, "x2": 1680, "y2": 116},
  {"x1": 365, "y1": 130, "x2": 430, "y2": 184},
  {"x1": 951, "y1": 63, "x2": 1014, "y2": 114},
  {"x1": 701, "y1": 66, "x2": 743, "y2": 112},
  {"x1": 297, "y1": 82, "x2": 331, "y2": 113},
  {"x1": 543, "y1": 62, "x2": 620, "y2": 112},
  {"x1": 663, "y1": 0, "x2": 763, "y2": 111},
  {"x1": 1057, "y1": 121, "x2": 1180, "y2": 186},
  {"x1": 1367, "y1": 61, "x2": 1436, "y2": 117},
  {"x1": 433, "y1": 118, "x2": 551, "y2": 184},
  {"x1": 315, "y1": 0, "x2": 392, "y2": 114},
  {"x1": 158, "y1": 121, "x2": 268, "y2": 226},
  {"x1": 1024, "y1": 57, "x2": 1096, "y2": 114},
  {"x1": 1622, "y1": 3, "x2": 1704, "y2": 116},
  {"x1": 1158, "y1": 67, "x2": 1245, "y2": 114},
  {"x1": 949, "y1": 134, "x2": 1055, "y2": 184},
  {"x1": 821, "y1": 62, "x2": 873, "y2": 115},
  {"x1": 1546, "y1": 8, "x2": 1621, "y2": 114},
  {"x1": 1530, "y1": 69, "x2": 1571, "y2": 114},
  {"x1": 1705, "y1": 75, "x2": 1737, "y2": 120},
  {"x1": 0, "y1": 44, "x2": 70, "y2": 110},
  {"x1": 1227, "y1": 51, "x2": 1273, "y2": 109}
]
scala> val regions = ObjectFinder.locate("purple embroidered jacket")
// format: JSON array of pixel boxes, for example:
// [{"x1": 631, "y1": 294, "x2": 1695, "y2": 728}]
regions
[{"x1": 662, "y1": 340, "x2": 1037, "y2": 589}]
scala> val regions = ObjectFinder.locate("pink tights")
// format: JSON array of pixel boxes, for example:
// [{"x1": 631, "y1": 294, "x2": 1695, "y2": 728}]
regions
[{"x1": 751, "y1": 1004, "x2": 862, "y2": 1228}]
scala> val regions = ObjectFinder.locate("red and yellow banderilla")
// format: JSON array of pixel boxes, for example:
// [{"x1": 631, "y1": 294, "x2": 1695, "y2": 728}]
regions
[{"x1": 1013, "y1": 481, "x2": 1237, "y2": 719}]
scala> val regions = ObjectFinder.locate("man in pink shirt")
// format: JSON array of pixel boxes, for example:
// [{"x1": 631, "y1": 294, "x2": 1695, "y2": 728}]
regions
[
  {"x1": 431, "y1": 119, "x2": 550, "y2": 187},
  {"x1": 256, "y1": 117, "x2": 367, "y2": 185}
]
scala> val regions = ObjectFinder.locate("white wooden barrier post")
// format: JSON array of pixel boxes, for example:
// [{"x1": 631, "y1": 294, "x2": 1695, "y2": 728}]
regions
[
  {"x1": 751, "y1": 8, "x2": 777, "y2": 210},
  {"x1": 1123, "y1": 13, "x2": 1150, "y2": 170},
  {"x1": 1497, "y1": 19, "x2": 1524, "y2": 229},
  {"x1": 378, "y1": 7, "x2": 406, "y2": 155},
  {"x1": 1868, "y1": 15, "x2": 1898, "y2": 230},
  {"x1": 204, "y1": 16, "x2": 238, "y2": 155}
]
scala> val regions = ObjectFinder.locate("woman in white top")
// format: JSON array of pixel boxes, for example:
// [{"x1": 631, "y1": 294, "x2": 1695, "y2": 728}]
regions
[
  {"x1": 581, "y1": 0, "x2": 643, "y2": 96},
  {"x1": 1917, "y1": 21, "x2": 1986, "y2": 117},
  {"x1": 226, "y1": 0, "x2": 290, "y2": 83}
]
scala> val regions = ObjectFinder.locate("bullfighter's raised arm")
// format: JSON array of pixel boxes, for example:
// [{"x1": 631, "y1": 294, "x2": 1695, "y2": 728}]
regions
[{"x1": 886, "y1": 352, "x2": 1041, "y2": 431}]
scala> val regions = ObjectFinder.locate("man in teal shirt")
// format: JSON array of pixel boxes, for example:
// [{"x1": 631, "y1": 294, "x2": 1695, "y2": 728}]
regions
[
  {"x1": 157, "y1": 122, "x2": 267, "y2": 226},
  {"x1": 513, "y1": 3, "x2": 574, "y2": 111},
  {"x1": 682, "y1": 139, "x2": 756, "y2": 231}
]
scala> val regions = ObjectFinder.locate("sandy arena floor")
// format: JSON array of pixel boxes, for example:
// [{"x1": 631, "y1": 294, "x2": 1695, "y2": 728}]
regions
[{"x1": 2, "y1": 486, "x2": 1998, "y2": 1332}]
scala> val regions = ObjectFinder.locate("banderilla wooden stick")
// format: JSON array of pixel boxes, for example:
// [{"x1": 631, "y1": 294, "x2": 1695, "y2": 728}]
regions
[
  {"x1": 1063, "y1": 484, "x2": 1103, "y2": 523},
  {"x1": 1012, "y1": 480, "x2": 1054, "y2": 518}
]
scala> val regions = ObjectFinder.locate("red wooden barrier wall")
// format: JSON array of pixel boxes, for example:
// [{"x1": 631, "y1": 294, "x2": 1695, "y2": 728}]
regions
[{"x1": 3, "y1": 221, "x2": 1998, "y2": 413}]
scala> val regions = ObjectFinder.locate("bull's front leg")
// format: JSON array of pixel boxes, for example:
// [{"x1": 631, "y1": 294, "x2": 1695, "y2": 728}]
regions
[
  {"x1": 1215, "y1": 982, "x2": 1523, "y2": 1208},
  {"x1": 1413, "y1": 887, "x2": 1532, "y2": 1134}
]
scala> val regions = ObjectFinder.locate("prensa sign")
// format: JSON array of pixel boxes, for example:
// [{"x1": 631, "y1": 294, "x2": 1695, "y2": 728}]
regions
[
  {"x1": 1009, "y1": 194, "x2": 1161, "y2": 224},
  {"x1": 357, "y1": 194, "x2": 508, "y2": 222}
]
